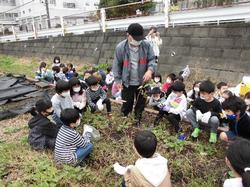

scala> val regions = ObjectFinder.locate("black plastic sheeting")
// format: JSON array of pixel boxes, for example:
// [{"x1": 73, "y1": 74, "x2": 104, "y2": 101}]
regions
[{"x1": 0, "y1": 75, "x2": 50, "y2": 121}]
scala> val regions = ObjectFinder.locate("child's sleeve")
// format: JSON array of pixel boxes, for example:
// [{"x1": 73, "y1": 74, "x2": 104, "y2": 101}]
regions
[
  {"x1": 149, "y1": 97, "x2": 158, "y2": 107},
  {"x1": 52, "y1": 98, "x2": 62, "y2": 118},
  {"x1": 100, "y1": 88, "x2": 107, "y2": 100},
  {"x1": 73, "y1": 131, "x2": 90, "y2": 148},
  {"x1": 211, "y1": 101, "x2": 222, "y2": 118},
  {"x1": 86, "y1": 90, "x2": 96, "y2": 109}
]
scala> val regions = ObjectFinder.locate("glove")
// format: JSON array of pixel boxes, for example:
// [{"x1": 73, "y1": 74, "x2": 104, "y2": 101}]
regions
[
  {"x1": 196, "y1": 110, "x2": 203, "y2": 122},
  {"x1": 73, "y1": 102, "x2": 81, "y2": 108},
  {"x1": 162, "y1": 105, "x2": 171, "y2": 112},
  {"x1": 113, "y1": 162, "x2": 127, "y2": 175},
  {"x1": 201, "y1": 112, "x2": 211, "y2": 124},
  {"x1": 96, "y1": 99, "x2": 104, "y2": 111}
]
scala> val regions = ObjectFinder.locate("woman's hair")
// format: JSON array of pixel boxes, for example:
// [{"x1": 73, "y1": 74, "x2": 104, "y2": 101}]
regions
[
  {"x1": 39, "y1": 62, "x2": 46, "y2": 72},
  {"x1": 69, "y1": 77, "x2": 83, "y2": 96},
  {"x1": 245, "y1": 92, "x2": 250, "y2": 99},
  {"x1": 191, "y1": 81, "x2": 201, "y2": 100},
  {"x1": 30, "y1": 99, "x2": 52, "y2": 116},
  {"x1": 227, "y1": 138, "x2": 250, "y2": 187}
]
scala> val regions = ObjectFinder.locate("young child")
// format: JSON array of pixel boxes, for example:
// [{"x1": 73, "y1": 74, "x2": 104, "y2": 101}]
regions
[
  {"x1": 52, "y1": 56, "x2": 61, "y2": 67},
  {"x1": 54, "y1": 108, "x2": 93, "y2": 166},
  {"x1": 148, "y1": 87, "x2": 166, "y2": 111},
  {"x1": 105, "y1": 66, "x2": 114, "y2": 89},
  {"x1": 86, "y1": 76, "x2": 112, "y2": 117},
  {"x1": 223, "y1": 138, "x2": 250, "y2": 187},
  {"x1": 113, "y1": 130, "x2": 171, "y2": 187},
  {"x1": 216, "y1": 82, "x2": 228, "y2": 103},
  {"x1": 28, "y1": 99, "x2": 59, "y2": 150},
  {"x1": 112, "y1": 81, "x2": 122, "y2": 100},
  {"x1": 222, "y1": 90, "x2": 234, "y2": 100},
  {"x1": 219, "y1": 96, "x2": 250, "y2": 142},
  {"x1": 52, "y1": 66, "x2": 67, "y2": 82},
  {"x1": 161, "y1": 73, "x2": 176, "y2": 93},
  {"x1": 186, "y1": 80, "x2": 222, "y2": 143},
  {"x1": 154, "y1": 81, "x2": 187, "y2": 133},
  {"x1": 66, "y1": 63, "x2": 77, "y2": 80},
  {"x1": 51, "y1": 80, "x2": 74, "y2": 127},
  {"x1": 187, "y1": 81, "x2": 201, "y2": 104},
  {"x1": 69, "y1": 77, "x2": 87, "y2": 113},
  {"x1": 244, "y1": 92, "x2": 250, "y2": 116},
  {"x1": 35, "y1": 62, "x2": 47, "y2": 80},
  {"x1": 153, "y1": 72, "x2": 162, "y2": 88}
]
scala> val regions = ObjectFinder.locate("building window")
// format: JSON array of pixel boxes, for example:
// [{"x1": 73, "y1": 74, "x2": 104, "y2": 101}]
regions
[
  {"x1": 23, "y1": 10, "x2": 25, "y2": 14},
  {"x1": 63, "y1": 2, "x2": 75, "y2": 8},
  {"x1": 50, "y1": 0, "x2": 56, "y2": 5},
  {"x1": 29, "y1": 9, "x2": 31, "y2": 13}
]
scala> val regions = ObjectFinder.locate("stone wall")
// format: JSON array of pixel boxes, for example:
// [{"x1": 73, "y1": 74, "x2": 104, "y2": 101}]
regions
[{"x1": 1, "y1": 23, "x2": 250, "y2": 83}]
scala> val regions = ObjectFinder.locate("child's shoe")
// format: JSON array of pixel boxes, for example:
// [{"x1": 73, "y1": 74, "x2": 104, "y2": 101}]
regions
[
  {"x1": 191, "y1": 128, "x2": 201, "y2": 138},
  {"x1": 209, "y1": 132, "x2": 217, "y2": 143}
]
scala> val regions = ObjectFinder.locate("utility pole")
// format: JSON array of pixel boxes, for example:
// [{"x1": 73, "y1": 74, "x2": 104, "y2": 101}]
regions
[{"x1": 45, "y1": 0, "x2": 51, "y2": 28}]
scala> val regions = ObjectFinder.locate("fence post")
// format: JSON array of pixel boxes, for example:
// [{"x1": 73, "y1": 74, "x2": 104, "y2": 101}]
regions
[
  {"x1": 60, "y1": 16, "x2": 65, "y2": 36},
  {"x1": 11, "y1": 26, "x2": 17, "y2": 41},
  {"x1": 100, "y1": 8, "x2": 106, "y2": 32},
  {"x1": 164, "y1": 0, "x2": 170, "y2": 28},
  {"x1": 32, "y1": 18, "x2": 37, "y2": 39}
]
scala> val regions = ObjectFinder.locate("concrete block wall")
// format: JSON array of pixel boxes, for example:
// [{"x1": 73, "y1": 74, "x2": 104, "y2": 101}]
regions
[{"x1": 0, "y1": 24, "x2": 250, "y2": 83}]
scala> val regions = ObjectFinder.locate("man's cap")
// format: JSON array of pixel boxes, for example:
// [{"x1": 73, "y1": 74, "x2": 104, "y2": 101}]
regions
[{"x1": 127, "y1": 23, "x2": 144, "y2": 41}]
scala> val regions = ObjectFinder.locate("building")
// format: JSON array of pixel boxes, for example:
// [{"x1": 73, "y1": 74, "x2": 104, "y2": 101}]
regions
[{"x1": 0, "y1": 0, "x2": 99, "y2": 33}]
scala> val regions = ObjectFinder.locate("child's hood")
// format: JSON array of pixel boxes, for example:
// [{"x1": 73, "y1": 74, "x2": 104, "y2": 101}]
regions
[{"x1": 135, "y1": 153, "x2": 168, "y2": 187}]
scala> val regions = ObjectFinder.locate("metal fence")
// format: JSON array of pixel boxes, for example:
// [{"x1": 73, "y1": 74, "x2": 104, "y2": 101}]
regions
[{"x1": 1, "y1": 0, "x2": 250, "y2": 42}]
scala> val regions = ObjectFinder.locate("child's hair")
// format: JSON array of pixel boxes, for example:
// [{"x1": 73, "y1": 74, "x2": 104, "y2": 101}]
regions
[
  {"x1": 59, "y1": 63, "x2": 65, "y2": 68},
  {"x1": 222, "y1": 90, "x2": 234, "y2": 99},
  {"x1": 222, "y1": 96, "x2": 247, "y2": 114},
  {"x1": 175, "y1": 76, "x2": 184, "y2": 82},
  {"x1": 166, "y1": 73, "x2": 176, "y2": 82},
  {"x1": 199, "y1": 80, "x2": 215, "y2": 93},
  {"x1": 172, "y1": 80, "x2": 185, "y2": 92},
  {"x1": 39, "y1": 62, "x2": 46, "y2": 71},
  {"x1": 86, "y1": 76, "x2": 99, "y2": 87},
  {"x1": 83, "y1": 70, "x2": 93, "y2": 79},
  {"x1": 55, "y1": 80, "x2": 70, "y2": 94},
  {"x1": 93, "y1": 71, "x2": 102, "y2": 82},
  {"x1": 67, "y1": 63, "x2": 73, "y2": 69},
  {"x1": 107, "y1": 66, "x2": 112, "y2": 73},
  {"x1": 53, "y1": 56, "x2": 60, "y2": 64},
  {"x1": 60, "y1": 108, "x2": 80, "y2": 127},
  {"x1": 153, "y1": 72, "x2": 162, "y2": 83},
  {"x1": 30, "y1": 99, "x2": 52, "y2": 116},
  {"x1": 151, "y1": 87, "x2": 161, "y2": 95},
  {"x1": 134, "y1": 130, "x2": 157, "y2": 158},
  {"x1": 69, "y1": 77, "x2": 83, "y2": 95},
  {"x1": 217, "y1": 82, "x2": 227, "y2": 89},
  {"x1": 226, "y1": 138, "x2": 250, "y2": 187},
  {"x1": 62, "y1": 67, "x2": 69, "y2": 74},
  {"x1": 245, "y1": 92, "x2": 250, "y2": 99},
  {"x1": 52, "y1": 66, "x2": 60, "y2": 73}
]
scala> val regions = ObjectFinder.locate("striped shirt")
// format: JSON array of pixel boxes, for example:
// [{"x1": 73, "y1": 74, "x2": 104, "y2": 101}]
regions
[
  {"x1": 54, "y1": 125, "x2": 90, "y2": 165},
  {"x1": 86, "y1": 86, "x2": 107, "y2": 109}
]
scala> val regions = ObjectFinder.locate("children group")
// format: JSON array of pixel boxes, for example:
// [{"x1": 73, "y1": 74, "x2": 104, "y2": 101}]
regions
[{"x1": 29, "y1": 55, "x2": 250, "y2": 187}]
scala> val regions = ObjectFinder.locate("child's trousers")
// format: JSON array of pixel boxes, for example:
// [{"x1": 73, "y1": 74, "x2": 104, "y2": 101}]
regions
[
  {"x1": 75, "y1": 143, "x2": 93, "y2": 162},
  {"x1": 186, "y1": 109, "x2": 220, "y2": 133},
  {"x1": 91, "y1": 98, "x2": 111, "y2": 113}
]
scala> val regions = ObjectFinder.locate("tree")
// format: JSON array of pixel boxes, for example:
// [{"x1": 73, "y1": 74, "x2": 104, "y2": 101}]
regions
[{"x1": 99, "y1": 0, "x2": 156, "y2": 19}]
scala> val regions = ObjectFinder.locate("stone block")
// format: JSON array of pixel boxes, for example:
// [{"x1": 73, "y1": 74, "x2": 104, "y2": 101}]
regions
[
  {"x1": 204, "y1": 48, "x2": 223, "y2": 58},
  {"x1": 209, "y1": 28, "x2": 227, "y2": 37},
  {"x1": 193, "y1": 28, "x2": 209, "y2": 37},
  {"x1": 190, "y1": 47, "x2": 205, "y2": 57},
  {"x1": 222, "y1": 49, "x2": 241, "y2": 59},
  {"x1": 170, "y1": 37, "x2": 185, "y2": 46},
  {"x1": 216, "y1": 38, "x2": 234, "y2": 48}
]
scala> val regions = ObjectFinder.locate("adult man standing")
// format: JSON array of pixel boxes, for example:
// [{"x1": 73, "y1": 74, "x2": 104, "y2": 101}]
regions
[{"x1": 112, "y1": 23, "x2": 157, "y2": 126}]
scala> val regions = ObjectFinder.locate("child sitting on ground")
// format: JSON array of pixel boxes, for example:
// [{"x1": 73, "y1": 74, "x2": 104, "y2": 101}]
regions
[
  {"x1": 187, "y1": 81, "x2": 201, "y2": 104},
  {"x1": 186, "y1": 80, "x2": 222, "y2": 143},
  {"x1": 112, "y1": 81, "x2": 122, "y2": 100},
  {"x1": 28, "y1": 99, "x2": 59, "y2": 150},
  {"x1": 219, "y1": 96, "x2": 250, "y2": 142},
  {"x1": 86, "y1": 76, "x2": 112, "y2": 117},
  {"x1": 153, "y1": 81, "x2": 187, "y2": 133},
  {"x1": 152, "y1": 72, "x2": 162, "y2": 88},
  {"x1": 52, "y1": 66, "x2": 67, "y2": 82},
  {"x1": 51, "y1": 80, "x2": 74, "y2": 127},
  {"x1": 244, "y1": 92, "x2": 250, "y2": 116},
  {"x1": 69, "y1": 77, "x2": 87, "y2": 113},
  {"x1": 148, "y1": 87, "x2": 166, "y2": 111},
  {"x1": 223, "y1": 138, "x2": 250, "y2": 187},
  {"x1": 105, "y1": 66, "x2": 114, "y2": 90},
  {"x1": 113, "y1": 130, "x2": 171, "y2": 187},
  {"x1": 161, "y1": 73, "x2": 176, "y2": 94},
  {"x1": 54, "y1": 108, "x2": 93, "y2": 166},
  {"x1": 215, "y1": 82, "x2": 228, "y2": 103},
  {"x1": 52, "y1": 56, "x2": 61, "y2": 67},
  {"x1": 35, "y1": 62, "x2": 54, "y2": 82}
]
